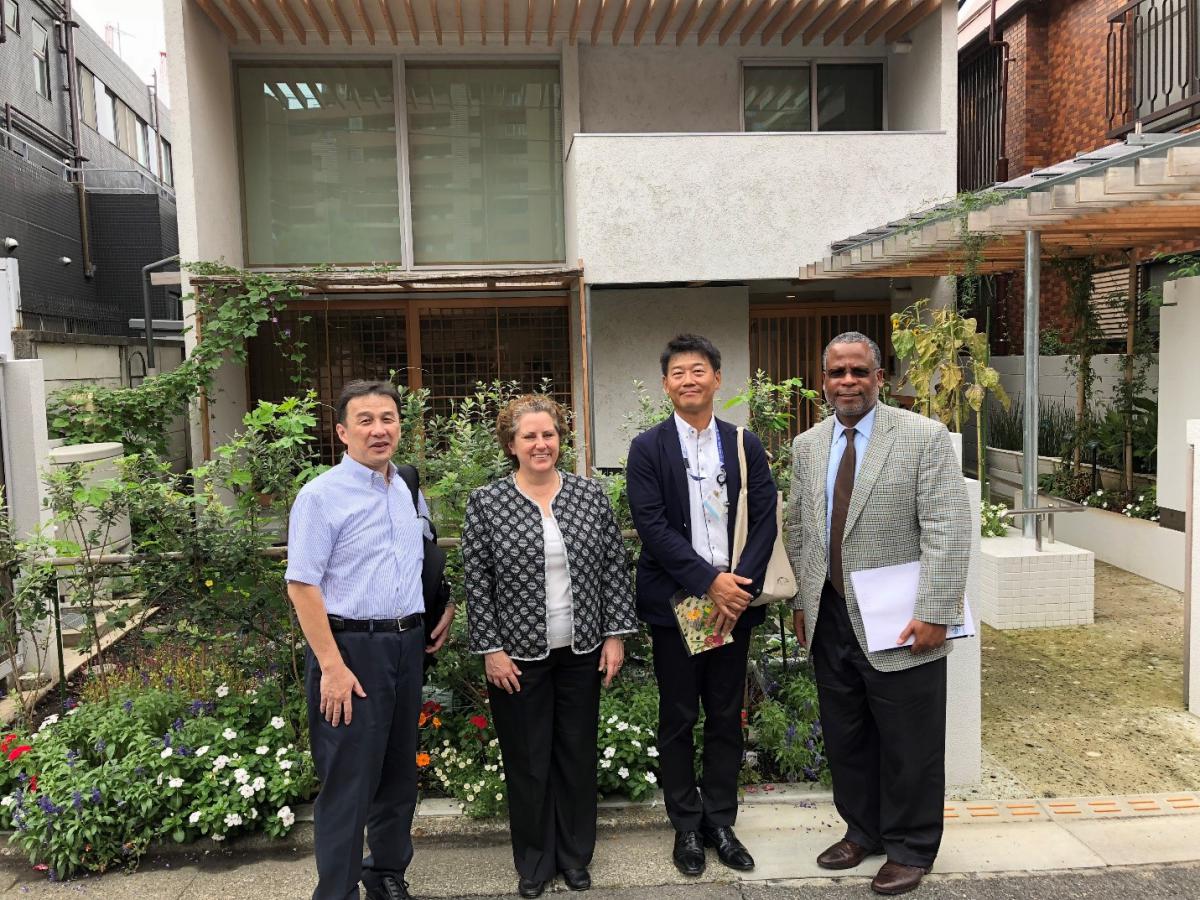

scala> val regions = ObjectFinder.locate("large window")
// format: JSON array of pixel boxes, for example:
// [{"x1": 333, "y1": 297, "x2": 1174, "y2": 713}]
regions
[
  {"x1": 744, "y1": 63, "x2": 884, "y2": 132},
  {"x1": 405, "y1": 64, "x2": 564, "y2": 265},
  {"x1": 78, "y1": 64, "x2": 97, "y2": 128},
  {"x1": 237, "y1": 63, "x2": 403, "y2": 266},
  {"x1": 32, "y1": 20, "x2": 50, "y2": 98}
]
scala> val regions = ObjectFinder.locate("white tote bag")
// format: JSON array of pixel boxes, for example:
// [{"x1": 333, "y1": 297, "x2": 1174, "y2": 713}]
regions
[{"x1": 729, "y1": 427, "x2": 798, "y2": 606}]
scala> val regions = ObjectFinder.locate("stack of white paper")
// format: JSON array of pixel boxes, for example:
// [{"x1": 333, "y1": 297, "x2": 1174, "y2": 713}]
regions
[{"x1": 848, "y1": 561, "x2": 975, "y2": 653}]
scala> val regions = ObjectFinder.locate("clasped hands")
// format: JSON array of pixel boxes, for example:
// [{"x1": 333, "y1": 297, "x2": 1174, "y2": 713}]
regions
[
  {"x1": 790, "y1": 610, "x2": 947, "y2": 654},
  {"x1": 485, "y1": 636, "x2": 626, "y2": 694},
  {"x1": 705, "y1": 571, "x2": 754, "y2": 636}
]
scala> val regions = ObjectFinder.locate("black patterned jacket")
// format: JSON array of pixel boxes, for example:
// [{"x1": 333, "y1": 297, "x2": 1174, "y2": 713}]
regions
[{"x1": 462, "y1": 473, "x2": 638, "y2": 661}]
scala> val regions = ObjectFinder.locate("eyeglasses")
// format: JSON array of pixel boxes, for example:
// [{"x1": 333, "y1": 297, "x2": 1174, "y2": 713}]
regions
[{"x1": 824, "y1": 367, "x2": 877, "y2": 379}]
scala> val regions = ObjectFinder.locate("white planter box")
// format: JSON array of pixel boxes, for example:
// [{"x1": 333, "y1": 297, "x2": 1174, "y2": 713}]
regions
[
  {"x1": 986, "y1": 448, "x2": 1156, "y2": 500},
  {"x1": 977, "y1": 531, "x2": 1094, "y2": 630},
  {"x1": 1040, "y1": 494, "x2": 1185, "y2": 591}
]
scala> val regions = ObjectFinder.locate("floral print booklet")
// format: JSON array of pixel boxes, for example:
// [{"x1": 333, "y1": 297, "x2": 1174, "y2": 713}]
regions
[{"x1": 671, "y1": 591, "x2": 736, "y2": 656}]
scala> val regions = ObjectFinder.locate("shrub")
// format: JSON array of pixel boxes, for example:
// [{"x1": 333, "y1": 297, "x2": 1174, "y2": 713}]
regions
[
  {"x1": 981, "y1": 501, "x2": 1012, "y2": 538},
  {"x1": 750, "y1": 667, "x2": 828, "y2": 784}
]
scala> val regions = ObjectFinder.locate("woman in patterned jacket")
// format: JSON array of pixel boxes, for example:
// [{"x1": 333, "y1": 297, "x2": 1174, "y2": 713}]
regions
[{"x1": 462, "y1": 394, "x2": 637, "y2": 899}]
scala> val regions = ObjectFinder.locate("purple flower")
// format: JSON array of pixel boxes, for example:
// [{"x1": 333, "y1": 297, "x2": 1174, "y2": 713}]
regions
[
  {"x1": 165, "y1": 675, "x2": 175, "y2": 689},
  {"x1": 189, "y1": 700, "x2": 204, "y2": 717},
  {"x1": 162, "y1": 733, "x2": 172, "y2": 748},
  {"x1": 281, "y1": 328, "x2": 292, "y2": 338},
  {"x1": 172, "y1": 718, "x2": 184, "y2": 732},
  {"x1": 66, "y1": 749, "x2": 79, "y2": 768},
  {"x1": 271, "y1": 316, "x2": 279, "y2": 324},
  {"x1": 95, "y1": 739, "x2": 106, "y2": 754},
  {"x1": 71, "y1": 791, "x2": 83, "y2": 810},
  {"x1": 122, "y1": 700, "x2": 133, "y2": 713},
  {"x1": 91, "y1": 787, "x2": 102, "y2": 804},
  {"x1": 36, "y1": 795, "x2": 62, "y2": 816}
]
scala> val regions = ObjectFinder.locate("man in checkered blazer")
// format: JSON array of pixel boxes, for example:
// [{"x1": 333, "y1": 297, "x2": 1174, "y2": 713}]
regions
[{"x1": 786, "y1": 332, "x2": 971, "y2": 896}]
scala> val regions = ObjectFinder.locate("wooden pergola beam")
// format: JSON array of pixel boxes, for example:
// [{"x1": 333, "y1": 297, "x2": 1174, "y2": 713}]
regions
[
  {"x1": 718, "y1": 0, "x2": 753, "y2": 45},
  {"x1": 739, "y1": 0, "x2": 778, "y2": 44},
  {"x1": 429, "y1": 0, "x2": 444, "y2": 43},
  {"x1": 248, "y1": 0, "x2": 285, "y2": 41},
  {"x1": 377, "y1": 0, "x2": 398, "y2": 42},
  {"x1": 674, "y1": 0, "x2": 701, "y2": 44},
  {"x1": 505, "y1": 0, "x2": 512, "y2": 43},
  {"x1": 591, "y1": 0, "x2": 611, "y2": 43},
  {"x1": 197, "y1": 0, "x2": 239, "y2": 41},
  {"x1": 299, "y1": 0, "x2": 331, "y2": 42},
  {"x1": 634, "y1": 0, "x2": 656, "y2": 45},
  {"x1": 275, "y1": 0, "x2": 309, "y2": 41},
  {"x1": 697, "y1": 0, "x2": 730, "y2": 45},
  {"x1": 396, "y1": 0, "x2": 419, "y2": 41},
  {"x1": 352, "y1": 0, "x2": 376, "y2": 42},
  {"x1": 611, "y1": 0, "x2": 633, "y2": 43},
  {"x1": 844, "y1": 0, "x2": 899, "y2": 43},
  {"x1": 781, "y1": 0, "x2": 828, "y2": 45},
  {"x1": 823, "y1": 0, "x2": 864, "y2": 44},
  {"x1": 456, "y1": 0, "x2": 465, "y2": 42},
  {"x1": 527, "y1": 0, "x2": 536, "y2": 43},
  {"x1": 481, "y1": 0, "x2": 489, "y2": 42},
  {"x1": 548, "y1": 0, "x2": 560, "y2": 43},
  {"x1": 883, "y1": 0, "x2": 937, "y2": 43},
  {"x1": 801, "y1": 0, "x2": 848, "y2": 44},
  {"x1": 569, "y1": 0, "x2": 586, "y2": 44},
  {"x1": 225, "y1": 0, "x2": 263, "y2": 42},
  {"x1": 864, "y1": 0, "x2": 910, "y2": 42},
  {"x1": 654, "y1": 0, "x2": 679, "y2": 42},
  {"x1": 326, "y1": 0, "x2": 354, "y2": 42},
  {"x1": 760, "y1": 0, "x2": 801, "y2": 43}
]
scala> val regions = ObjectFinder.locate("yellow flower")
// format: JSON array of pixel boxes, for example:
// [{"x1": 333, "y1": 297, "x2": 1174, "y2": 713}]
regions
[
  {"x1": 204, "y1": 579, "x2": 214, "y2": 588},
  {"x1": 686, "y1": 609, "x2": 702, "y2": 622}
]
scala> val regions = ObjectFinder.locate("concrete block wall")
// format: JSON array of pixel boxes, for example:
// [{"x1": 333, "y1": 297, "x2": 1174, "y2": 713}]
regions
[
  {"x1": 990, "y1": 353, "x2": 1159, "y2": 412},
  {"x1": 947, "y1": 476, "x2": 983, "y2": 787},
  {"x1": 977, "y1": 533, "x2": 1094, "y2": 629}
]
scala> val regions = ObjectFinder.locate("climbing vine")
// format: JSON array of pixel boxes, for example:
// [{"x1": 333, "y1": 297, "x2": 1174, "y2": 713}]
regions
[{"x1": 46, "y1": 263, "x2": 310, "y2": 455}]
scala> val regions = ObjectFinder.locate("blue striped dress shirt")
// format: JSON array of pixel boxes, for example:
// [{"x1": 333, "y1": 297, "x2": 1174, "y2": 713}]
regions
[{"x1": 286, "y1": 454, "x2": 427, "y2": 620}]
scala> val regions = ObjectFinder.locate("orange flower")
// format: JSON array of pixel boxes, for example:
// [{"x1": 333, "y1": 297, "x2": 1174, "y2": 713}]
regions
[
  {"x1": 432, "y1": 716, "x2": 442, "y2": 729},
  {"x1": 418, "y1": 712, "x2": 428, "y2": 727},
  {"x1": 686, "y1": 609, "x2": 702, "y2": 621},
  {"x1": 416, "y1": 752, "x2": 431, "y2": 768}
]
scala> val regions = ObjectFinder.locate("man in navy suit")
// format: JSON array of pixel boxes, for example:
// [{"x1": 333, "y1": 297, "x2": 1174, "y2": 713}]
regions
[{"x1": 626, "y1": 334, "x2": 778, "y2": 877}]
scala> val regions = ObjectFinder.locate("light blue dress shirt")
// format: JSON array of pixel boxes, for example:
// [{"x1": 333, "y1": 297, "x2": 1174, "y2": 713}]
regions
[
  {"x1": 825, "y1": 404, "x2": 877, "y2": 544},
  {"x1": 285, "y1": 454, "x2": 428, "y2": 619}
]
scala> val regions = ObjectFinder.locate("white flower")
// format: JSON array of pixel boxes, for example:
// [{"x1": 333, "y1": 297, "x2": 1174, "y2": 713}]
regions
[
  {"x1": 212, "y1": 834, "x2": 225, "y2": 842},
  {"x1": 156, "y1": 774, "x2": 164, "y2": 786},
  {"x1": 616, "y1": 722, "x2": 629, "y2": 732},
  {"x1": 607, "y1": 715, "x2": 618, "y2": 724},
  {"x1": 224, "y1": 812, "x2": 243, "y2": 828},
  {"x1": 496, "y1": 793, "x2": 504, "y2": 801},
  {"x1": 66, "y1": 707, "x2": 80, "y2": 716},
  {"x1": 38, "y1": 714, "x2": 59, "y2": 732},
  {"x1": 249, "y1": 808, "x2": 258, "y2": 819},
  {"x1": 169, "y1": 777, "x2": 184, "y2": 789},
  {"x1": 647, "y1": 747, "x2": 659, "y2": 758},
  {"x1": 1138, "y1": 495, "x2": 1145, "y2": 502},
  {"x1": 279, "y1": 760, "x2": 293, "y2": 771},
  {"x1": 256, "y1": 745, "x2": 269, "y2": 756},
  {"x1": 188, "y1": 811, "x2": 202, "y2": 824},
  {"x1": 442, "y1": 739, "x2": 451, "y2": 748},
  {"x1": 0, "y1": 796, "x2": 12, "y2": 808},
  {"x1": 216, "y1": 685, "x2": 229, "y2": 698},
  {"x1": 644, "y1": 772, "x2": 657, "y2": 784},
  {"x1": 466, "y1": 794, "x2": 475, "y2": 802},
  {"x1": 270, "y1": 717, "x2": 285, "y2": 730},
  {"x1": 600, "y1": 759, "x2": 611, "y2": 769},
  {"x1": 631, "y1": 739, "x2": 641, "y2": 748},
  {"x1": 278, "y1": 806, "x2": 295, "y2": 827},
  {"x1": 618, "y1": 766, "x2": 629, "y2": 779},
  {"x1": 213, "y1": 755, "x2": 230, "y2": 771},
  {"x1": 234, "y1": 768, "x2": 250, "y2": 784},
  {"x1": 239, "y1": 784, "x2": 256, "y2": 799},
  {"x1": 252, "y1": 776, "x2": 266, "y2": 792},
  {"x1": 1096, "y1": 490, "x2": 1104, "y2": 496},
  {"x1": 222, "y1": 728, "x2": 237, "y2": 741},
  {"x1": 246, "y1": 688, "x2": 258, "y2": 697},
  {"x1": 603, "y1": 747, "x2": 616, "y2": 759},
  {"x1": 161, "y1": 747, "x2": 173, "y2": 759},
  {"x1": 196, "y1": 746, "x2": 210, "y2": 757}
]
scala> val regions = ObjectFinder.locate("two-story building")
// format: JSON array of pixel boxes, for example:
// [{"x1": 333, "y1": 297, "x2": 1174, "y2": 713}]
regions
[
  {"x1": 1, "y1": 0, "x2": 181, "y2": 406},
  {"x1": 164, "y1": 0, "x2": 957, "y2": 469}
]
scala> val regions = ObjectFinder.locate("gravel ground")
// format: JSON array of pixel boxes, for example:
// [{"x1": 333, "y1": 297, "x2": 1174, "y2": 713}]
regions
[{"x1": 978, "y1": 561, "x2": 1200, "y2": 797}]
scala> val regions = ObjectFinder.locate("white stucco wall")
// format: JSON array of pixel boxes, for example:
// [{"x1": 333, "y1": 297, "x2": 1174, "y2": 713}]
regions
[
  {"x1": 1158, "y1": 278, "x2": 1200, "y2": 515},
  {"x1": 947, "y1": 476, "x2": 982, "y2": 787},
  {"x1": 1186, "y1": 419, "x2": 1199, "y2": 718},
  {"x1": 0, "y1": 360, "x2": 52, "y2": 539},
  {"x1": 887, "y1": 0, "x2": 955, "y2": 132},
  {"x1": 590, "y1": 286, "x2": 750, "y2": 468},
  {"x1": 570, "y1": 131, "x2": 956, "y2": 284}
]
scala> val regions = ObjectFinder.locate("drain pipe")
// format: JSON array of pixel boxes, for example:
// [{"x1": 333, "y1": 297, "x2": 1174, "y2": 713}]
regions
[
  {"x1": 62, "y1": 0, "x2": 94, "y2": 278},
  {"x1": 141, "y1": 254, "x2": 178, "y2": 375},
  {"x1": 989, "y1": 0, "x2": 1011, "y2": 183}
]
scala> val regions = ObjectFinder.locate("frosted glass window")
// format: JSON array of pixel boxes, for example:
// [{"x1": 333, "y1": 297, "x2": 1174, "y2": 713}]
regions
[
  {"x1": 406, "y1": 65, "x2": 564, "y2": 265},
  {"x1": 238, "y1": 64, "x2": 402, "y2": 266},
  {"x1": 743, "y1": 67, "x2": 811, "y2": 132}
]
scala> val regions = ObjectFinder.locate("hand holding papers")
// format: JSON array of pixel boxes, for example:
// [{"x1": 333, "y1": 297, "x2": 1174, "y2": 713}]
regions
[{"x1": 849, "y1": 561, "x2": 975, "y2": 654}]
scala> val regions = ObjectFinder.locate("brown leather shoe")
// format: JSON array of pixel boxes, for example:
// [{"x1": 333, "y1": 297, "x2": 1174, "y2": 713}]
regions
[
  {"x1": 871, "y1": 860, "x2": 929, "y2": 895},
  {"x1": 816, "y1": 839, "x2": 879, "y2": 870}
]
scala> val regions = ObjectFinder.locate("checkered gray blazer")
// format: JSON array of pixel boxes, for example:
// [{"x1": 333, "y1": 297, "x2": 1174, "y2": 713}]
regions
[{"x1": 785, "y1": 402, "x2": 971, "y2": 673}]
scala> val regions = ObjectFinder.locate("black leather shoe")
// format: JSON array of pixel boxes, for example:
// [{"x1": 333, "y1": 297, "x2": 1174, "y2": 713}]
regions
[
  {"x1": 517, "y1": 877, "x2": 547, "y2": 898},
  {"x1": 366, "y1": 875, "x2": 414, "y2": 900},
  {"x1": 561, "y1": 868, "x2": 591, "y2": 891},
  {"x1": 701, "y1": 824, "x2": 755, "y2": 871},
  {"x1": 672, "y1": 829, "x2": 706, "y2": 876}
]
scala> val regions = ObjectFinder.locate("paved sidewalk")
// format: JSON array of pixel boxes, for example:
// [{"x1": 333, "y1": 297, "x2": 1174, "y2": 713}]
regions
[{"x1": 2, "y1": 792, "x2": 1198, "y2": 898}]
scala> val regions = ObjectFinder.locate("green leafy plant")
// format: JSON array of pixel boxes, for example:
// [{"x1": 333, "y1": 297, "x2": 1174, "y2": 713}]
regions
[
  {"x1": 980, "y1": 501, "x2": 1012, "y2": 538},
  {"x1": 1081, "y1": 485, "x2": 1158, "y2": 520},
  {"x1": 723, "y1": 370, "x2": 819, "y2": 489},
  {"x1": 751, "y1": 666, "x2": 828, "y2": 784}
]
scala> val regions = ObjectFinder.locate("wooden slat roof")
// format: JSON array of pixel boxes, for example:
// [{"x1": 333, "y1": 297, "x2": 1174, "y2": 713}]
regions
[
  {"x1": 188, "y1": 266, "x2": 581, "y2": 292},
  {"x1": 194, "y1": 0, "x2": 939, "y2": 47},
  {"x1": 800, "y1": 133, "x2": 1200, "y2": 279}
]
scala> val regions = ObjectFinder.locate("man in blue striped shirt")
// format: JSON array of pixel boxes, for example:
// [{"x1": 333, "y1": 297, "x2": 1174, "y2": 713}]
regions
[{"x1": 287, "y1": 380, "x2": 454, "y2": 900}]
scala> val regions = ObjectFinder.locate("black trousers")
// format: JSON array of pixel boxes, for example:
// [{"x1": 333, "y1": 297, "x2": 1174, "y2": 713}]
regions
[
  {"x1": 306, "y1": 625, "x2": 424, "y2": 900},
  {"x1": 811, "y1": 581, "x2": 947, "y2": 869},
  {"x1": 650, "y1": 624, "x2": 751, "y2": 833},
  {"x1": 488, "y1": 646, "x2": 602, "y2": 882}
]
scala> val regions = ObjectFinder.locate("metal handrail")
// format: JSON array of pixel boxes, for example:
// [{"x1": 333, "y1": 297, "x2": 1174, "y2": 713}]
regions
[{"x1": 1004, "y1": 499, "x2": 1088, "y2": 551}]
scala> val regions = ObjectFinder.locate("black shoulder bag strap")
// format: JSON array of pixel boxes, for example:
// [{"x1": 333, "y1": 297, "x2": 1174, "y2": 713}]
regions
[{"x1": 395, "y1": 465, "x2": 449, "y2": 651}]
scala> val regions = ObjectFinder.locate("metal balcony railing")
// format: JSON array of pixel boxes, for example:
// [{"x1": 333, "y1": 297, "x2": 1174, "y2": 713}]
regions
[{"x1": 1107, "y1": 0, "x2": 1200, "y2": 136}]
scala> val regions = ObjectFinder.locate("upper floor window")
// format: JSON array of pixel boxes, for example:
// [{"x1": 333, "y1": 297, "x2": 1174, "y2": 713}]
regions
[
  {"x1": 161, "y1": 137, "x2": 173, "y2": 186},
  {"x1": 237, "y1": 63, "x2": 402, "y2": 266},
  {"x1": 78, "y1": 64, "x2": 97, "y2": 128},
  {"x1": 406, "y1": 64, "x2": 565, "y2": 265},
  {"x1": 743, "y1": 63, "x2": 884, "y2": 132},
  {"x1": 4, "y1": 1, "x2": 20, "y2": 35},
  {"x1": 32, "y1": 20, "x2": 50, "y2": 98},
  {"x1": 1106, "y1": 0, "x2": 1200, "y2": 135}
]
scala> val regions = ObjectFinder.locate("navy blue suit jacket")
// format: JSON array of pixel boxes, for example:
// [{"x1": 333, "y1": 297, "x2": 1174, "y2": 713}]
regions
[{"x1": 625, "y1": 416, "x2": 778, "y2": 630}]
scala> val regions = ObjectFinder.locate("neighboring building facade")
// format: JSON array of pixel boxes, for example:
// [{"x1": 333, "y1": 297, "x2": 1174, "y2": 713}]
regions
[
  {"x1": 0, "y1": 0, "x2": 180, "y2": 403},
  {"x1": 165, "y1": 0, "x2": 958, "y2": 469}
]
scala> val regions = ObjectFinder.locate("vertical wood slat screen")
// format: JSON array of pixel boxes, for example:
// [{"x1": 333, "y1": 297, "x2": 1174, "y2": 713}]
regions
[
  {"x1": 958, "y1": 43, "x2": 1004, "y2": 193},
  {"x1": 749, "y1": 302, "x2": 893, "y2": 446},
  {"x1": 248, "y1": 300, "x2": 571, "y2": 465}
]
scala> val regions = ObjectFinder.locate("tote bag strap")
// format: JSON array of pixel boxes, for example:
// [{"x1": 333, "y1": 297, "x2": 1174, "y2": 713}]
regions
[{"x1": 730, "y1": 427, "x2": 750, "y2": 569}]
